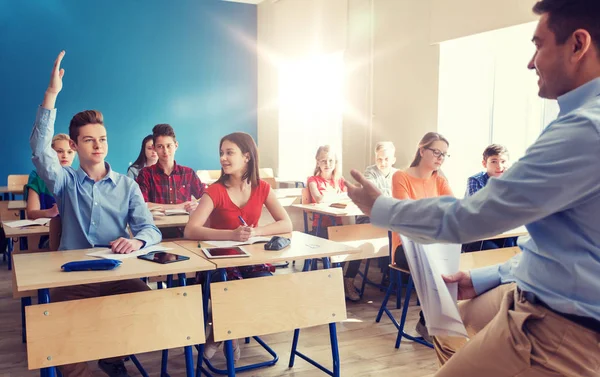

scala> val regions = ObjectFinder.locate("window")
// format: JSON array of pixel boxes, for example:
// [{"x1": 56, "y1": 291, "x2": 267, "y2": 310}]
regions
[
  {"x1": 278, "y1": 52, "x2": 345, "y2": 181},
  {"x1": 438, "y1": 22, "x2": 559, "y2": 196}
]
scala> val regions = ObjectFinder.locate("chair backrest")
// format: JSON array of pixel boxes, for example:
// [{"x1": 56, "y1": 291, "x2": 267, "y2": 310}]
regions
[
  {"x1": 8, "y1": 174, "x2": 28, "y2": 187},
  {"x1": 263, "y1": 177, "x2": 277, "y2": 189},
  {"x1": 48, "y1": 217, "x2": 62, "y2": 251},
  {"x1": 210, "y1": 268, "x2": 346, "y2": 342},
  {"x1": 301, "y1": 187, "x2": 311, "y2": 205},
  {"x1": 26, "y1": 286, "x2": 204, "y2": 369},
  {"x1": 327, "y1": 223, "x2": 388, "y2": 242},
  {"x1": 259, "y1": 168, "x2": 274, "y2": 178},
  {"x1": 208, "y1": 170, "x2": 221, "y2": 179},
  {"x1": 0, "y1": 201, "x2": 20, "y2": 222}
]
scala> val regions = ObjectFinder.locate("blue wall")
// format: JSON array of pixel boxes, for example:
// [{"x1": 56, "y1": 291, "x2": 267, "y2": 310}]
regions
[{"x1": 0, "y1": 0, "x2": 257, "y2": 183}]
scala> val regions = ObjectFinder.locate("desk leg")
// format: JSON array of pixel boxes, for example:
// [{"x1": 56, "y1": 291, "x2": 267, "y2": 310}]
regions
[
  {"x1": 219, "y1": 269, "x2": 236, "y2": 377},
  {"x1": 178, "y1": 273, "x2": 195, "y2": 377},
  {"x1": 38, "y1": 288, "x2": 56, "y2": 377},
  {"x1": 7, "y1": 238, "x2": 13, "y2": 270}
]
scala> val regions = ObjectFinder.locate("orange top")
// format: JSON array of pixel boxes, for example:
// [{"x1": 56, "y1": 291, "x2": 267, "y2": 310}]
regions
[{"x1": 391, "y1": 170, "x2": 453, "y2": 261}]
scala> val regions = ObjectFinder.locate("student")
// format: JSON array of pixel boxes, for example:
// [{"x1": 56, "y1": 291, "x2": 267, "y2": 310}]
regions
[
  {"x1": 26, "y1": 133, "x2": 75, "y2": 220},
  {"x1": 30, "y1": 51, "x2": 162, "y2": 377},
  {"x1": 364, "y1": 141, "x2": 398, "y2": 196},
  {"x1": 127, "y1": 134, "x2": 158, "y2": 180},
  {"x1": 343, "y1": 141, "x2": 399, "y2": 301},
  {"x1": 25, "y1": 133, "x2": 75, "y2": 248},
  {"x1": 136, "y1": 124, "x2": 204, "y2": 213},
  {"x1": 346, "y1": 1, "x2": 600, "y2": 374},
  {"x1": 462, "y1": 144, "x2": 517, "y2": 251},
  {"x1": 307, "y1": 145, "x2": 347, "y2": 231},
  {"x1": 391, "y1": 132, "x2": 453, "y2": 341},
  {"x1": 184, "y1": 132, "x2": 292, "y2": 361}
]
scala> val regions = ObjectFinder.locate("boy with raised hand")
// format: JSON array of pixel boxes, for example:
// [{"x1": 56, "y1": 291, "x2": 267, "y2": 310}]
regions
[{"x1": 30, "y1": 50, "x2": 162, "y2": 377}]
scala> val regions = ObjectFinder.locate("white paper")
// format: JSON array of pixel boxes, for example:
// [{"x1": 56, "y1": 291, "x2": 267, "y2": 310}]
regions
[
  {"x1": 86, "y1": 245, "x2": 173, "y2": 260},
  {"x1": 205, "y1": 237, "x2": 272, "y2": 248},
  {"x1": 165, "y1": 208, "x2": 189, "y2": 216},
  {"x1": 3, "y1": 218, "x2": 51, "y2": 228},
  {"x1": 400, "y1": 235, "x2": 467, "y2": 338}
]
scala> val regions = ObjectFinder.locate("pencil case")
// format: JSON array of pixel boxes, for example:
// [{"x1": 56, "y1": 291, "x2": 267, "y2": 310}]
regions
[{"x1": 61, "y1": 259, "x2": 122, "y2": 272}]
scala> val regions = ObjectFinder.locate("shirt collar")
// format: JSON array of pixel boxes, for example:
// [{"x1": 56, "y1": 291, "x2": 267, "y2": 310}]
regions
[
  {"x1": 557, "y1": 77, "x2": 600, "y2": 117},
  {"x1": 76, "y1": 162, "x2": 118, "y2": 186},
  {"x1": 155, "y1": 160, "x2": 179, "y2": 175}
]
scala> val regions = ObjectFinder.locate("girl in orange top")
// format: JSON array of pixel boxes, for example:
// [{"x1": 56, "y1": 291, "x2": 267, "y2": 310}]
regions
[{"x1": 392, "y1": 132, "x2": 453, "y2": 340}]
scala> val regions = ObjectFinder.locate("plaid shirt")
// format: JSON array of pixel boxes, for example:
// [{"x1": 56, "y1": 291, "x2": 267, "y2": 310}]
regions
[
  {"x1": 136, "y1": 162, "x2": 205, "y2": 204},
  {"x1": 466, "y1": 171, "x2": 489, "y2": 196}
]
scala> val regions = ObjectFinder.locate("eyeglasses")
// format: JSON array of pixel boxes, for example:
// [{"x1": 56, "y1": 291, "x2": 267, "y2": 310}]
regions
[{"x1": 426, "y1": 148, "x2": 450, "y2": 159}]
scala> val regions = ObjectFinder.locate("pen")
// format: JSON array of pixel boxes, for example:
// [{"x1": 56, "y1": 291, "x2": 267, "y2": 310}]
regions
[
  {"x1": 93, "y1": 244, "x2": 112, "y2": 248},
  {"x1": 238, "y1": 215, "x2": 248, "y2": 226}
]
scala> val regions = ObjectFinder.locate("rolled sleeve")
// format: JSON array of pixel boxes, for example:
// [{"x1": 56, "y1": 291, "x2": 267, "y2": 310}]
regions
[
  {"x1": 128, "y1": 183, "x2": 162, "y2": 246},
  {"x1": 29, "y1": 106, "x2": 65, "y2": 196}
]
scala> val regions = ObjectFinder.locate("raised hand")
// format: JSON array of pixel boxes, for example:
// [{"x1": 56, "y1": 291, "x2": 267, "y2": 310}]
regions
[{"x1": 42, "y1": 51, "x2": 66, "y2": 110}]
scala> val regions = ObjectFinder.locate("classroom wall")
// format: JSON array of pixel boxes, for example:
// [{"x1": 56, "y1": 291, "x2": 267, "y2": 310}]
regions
[
  {"x1": 257, "y1": 0, "x2": 541, "y2": 179},
  {"x1": 0, "y1": 0, "x2": 257, "y2": 183}
]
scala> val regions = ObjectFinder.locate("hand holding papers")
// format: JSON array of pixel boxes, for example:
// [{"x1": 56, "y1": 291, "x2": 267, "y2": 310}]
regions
[{"x1": 399, "y1": 235, "x2": 468, "y2": 338}]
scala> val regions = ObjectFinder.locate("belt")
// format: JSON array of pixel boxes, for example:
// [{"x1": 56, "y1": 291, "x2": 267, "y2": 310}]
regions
[{"x1": 519, "y1": 288, "x2": 600, "y2": 334}]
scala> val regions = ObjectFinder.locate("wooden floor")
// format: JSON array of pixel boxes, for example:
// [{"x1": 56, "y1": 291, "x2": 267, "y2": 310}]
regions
[{"x1": 0, "y1": 260, "x2": 438, "y2": 377}]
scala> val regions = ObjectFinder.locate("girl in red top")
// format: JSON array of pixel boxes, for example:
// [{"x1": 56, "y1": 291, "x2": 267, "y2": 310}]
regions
[
  {"x1": 185, "y1": 131, "x2": 292, "y2": 274},
  {"x1": 185, "y1": 132, "x2": 292, "y2": 361},
  {"x1": 307, "y1": 145, "x2": 347, "y2": 235}
]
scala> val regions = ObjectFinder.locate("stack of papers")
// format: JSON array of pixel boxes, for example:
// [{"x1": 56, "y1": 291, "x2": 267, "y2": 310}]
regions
[
  {"x1": 204, "y1": 237, "x2": 272, "y2": 248},
  {"x1": 86, "y1": 245, "x2": 173, "y2": 260},
  {"x1": 400, "y1": 235, "x2": 467, "y2": 338},
  {"x1": 165, "y1": 208, "x2": 189, "y2": 216},
  {"x1": 3, "y1": 218, "x2": 51, "y2": 228}
]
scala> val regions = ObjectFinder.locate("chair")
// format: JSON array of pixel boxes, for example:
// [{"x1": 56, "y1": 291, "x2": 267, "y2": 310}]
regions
[
  {"x1": 26, "y1": 286, "x2": 205, "y2": 377},
  {"x1": 209, "y1": 268, "x2": 347, "y2": 377},
  {"x1": 7, "y1": 175, "x2": 28, "y2": 200},
  {"x1": 375, "y1": 231, "x2": 433, "y2": 349},
  {"x1": 259, "y1": 168, "x2": 274, "y2": 178},
  {"x1": 328, "y1": 224, "x2": 389, "y2": 297}
]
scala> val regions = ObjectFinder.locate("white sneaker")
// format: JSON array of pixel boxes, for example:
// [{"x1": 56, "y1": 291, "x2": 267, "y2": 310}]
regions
[
  {"x1": 223, "y1": 339, "x2": 241, "y2": 362},
  {"x1": 204, "y1": 341, "x2": 220, "y2": 360}
]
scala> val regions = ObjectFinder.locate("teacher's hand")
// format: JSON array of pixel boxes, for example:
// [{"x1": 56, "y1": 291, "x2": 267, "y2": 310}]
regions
[{"x1": 345, "y1": 169, "x2": 382, "y2": 217}]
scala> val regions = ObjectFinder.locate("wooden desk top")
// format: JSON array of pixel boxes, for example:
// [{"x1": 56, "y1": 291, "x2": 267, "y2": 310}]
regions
[
  {"x1": 459, "y1": 247, "x2": 521, "y2": 271},
  {"x1": 2, "y1": 223, "x2": 49, "y2": 238},
  {"x1": 12, "y1": 242, "x2": 216, "y2": 292},
  {"x1": 331, "y1": 237, "x2": 389, "y2": 263},
  {"x1": 8, "y1": 200, "x2": 27, "y2": 210},
  {"x1": 153, "y1": 214, "x2": 189, "y2": 228},
  {"x1": 0, "y1": 185, "x2": 25, "y2": 194},
  {"x1": 291, "y1": 203, "x2": 364, "y2": 217},
  {"x1": 175, "y1": 231, "x2": 360, "y2": 269}
]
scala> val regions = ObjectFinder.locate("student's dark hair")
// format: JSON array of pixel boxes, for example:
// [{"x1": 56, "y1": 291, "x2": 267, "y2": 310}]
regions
[
  {"x1": 482, "y1": 144, "x2": 509, "y2": 161},
  {"x1": 69, "y1": 110, "x2": 104, "y2": 143},
  {"x1": 130, "y1": 134, "x2": 154, "y2": 170},
  {"x1": 216, "y1": 132, "x2": 260, "y2": 188},
  {"x1": 532, "y1": 0, "x2": 600, "y2": 53},
  {"x1": 152, "y1": 123, "x2": 176, "y2": 145},
  {"x1": 409, "y1": 132, "x2": 449, "y2": 168}
]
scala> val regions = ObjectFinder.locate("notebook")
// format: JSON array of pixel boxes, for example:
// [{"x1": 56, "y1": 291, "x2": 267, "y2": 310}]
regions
[
  {"x1": 203, "y1": 237, "x2": 272, "y2": 248},
  {"x1": 3, "y1": 218, "x2": 51, "y2": 228}
]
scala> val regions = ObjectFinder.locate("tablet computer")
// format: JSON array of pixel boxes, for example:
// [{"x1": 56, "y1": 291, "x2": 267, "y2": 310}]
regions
[
  {"x1": 201, "y1": 246, "x2": 250, "y2": 259},
  {"x1": 138, "y1": 251, "x2": 190, "y2": 264}
]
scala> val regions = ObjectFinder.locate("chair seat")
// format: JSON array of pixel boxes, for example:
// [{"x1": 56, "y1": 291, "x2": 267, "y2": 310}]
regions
[{"x1": 388, "y1": 264, "x2": 410, "y2": 275}]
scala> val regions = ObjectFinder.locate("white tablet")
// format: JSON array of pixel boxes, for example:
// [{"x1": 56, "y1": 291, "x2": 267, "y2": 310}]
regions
[{"x1": 201, "y1": 246, "x2": 251, "y2": 259}]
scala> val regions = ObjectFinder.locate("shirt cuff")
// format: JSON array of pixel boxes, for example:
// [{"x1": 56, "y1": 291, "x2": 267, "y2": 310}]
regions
[
  {"x1": 370, "y1": 195, "x2": 398, "y2": 228},
  {"x1": 470, "y1": 265, "x2": 502, "y2": 295}
]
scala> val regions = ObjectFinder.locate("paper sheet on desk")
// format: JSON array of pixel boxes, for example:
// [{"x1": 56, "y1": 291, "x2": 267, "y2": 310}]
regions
[
  {"x1": 400, "y1": 236, "x2": 467, "y2": 338},
  {"x1": 86, "y1": 245, "x2": 173, "y2": 260}
]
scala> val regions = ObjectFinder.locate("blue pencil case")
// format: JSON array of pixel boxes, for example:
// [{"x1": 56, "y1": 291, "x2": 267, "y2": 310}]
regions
[{"x1": 61, "y1": 259, "x2": 122, "y2": 272}]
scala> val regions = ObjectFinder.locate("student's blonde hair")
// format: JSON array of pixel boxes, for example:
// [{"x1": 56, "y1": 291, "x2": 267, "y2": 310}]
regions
[
  {"x1": 375, "y1": 141, "x2": 395, "y2": 155},
  {"x1": 313, "y1": 145, "x2": 341, "y2": 186},
  {"x1": 51, "y1": 133, "x2": 71, "y2": 149}
]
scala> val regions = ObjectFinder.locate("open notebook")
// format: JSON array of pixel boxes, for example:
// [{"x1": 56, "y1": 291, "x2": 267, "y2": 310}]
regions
[
  {"x1": 399, "y1": 235, "x2": 467, "y2": 338},
  {"x1": 3, "y1": 218, "x2": 51, "y2": 228},
  {"x1": 203, "y1": 237, "x2": 272, "y2": 248}
]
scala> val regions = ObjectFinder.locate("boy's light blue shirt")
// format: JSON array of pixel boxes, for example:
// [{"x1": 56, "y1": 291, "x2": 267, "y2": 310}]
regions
[
  {"x1": 30, "y1": 106, "x2": 162, "y2": 250},
  {"x1": 371, "y1": 77, "x2": 600, "y2": 320}
]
